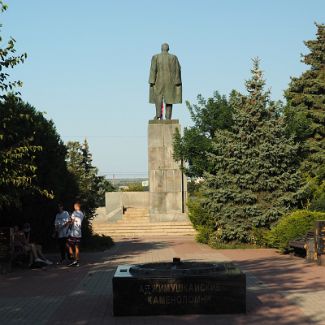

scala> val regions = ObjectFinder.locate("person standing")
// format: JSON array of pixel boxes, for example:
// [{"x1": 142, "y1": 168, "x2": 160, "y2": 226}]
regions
[
  {"x1": 54, "y1": 203, "x2": 70, "y2": 264},
  {"x1": 67, "y1": 202, "x2": 84, "y2": 267}
]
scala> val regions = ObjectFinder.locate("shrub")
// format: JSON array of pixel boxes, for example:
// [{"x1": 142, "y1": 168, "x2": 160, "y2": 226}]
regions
[
  {"x1": 195, "y1": 226, "x2": 213, "y2": 244},
  {"x1": 250, "y1": 227, "x2": 269, "y2": 247},
  {"x1": 187, "y1": 189, "x2": 214, "y2": 229},
  {"x1": 81, "y1": 234, "x2": 114, "y2": 251},
  {"x1": 265, "y1": 210, "x2": 325, "y2": 252}
]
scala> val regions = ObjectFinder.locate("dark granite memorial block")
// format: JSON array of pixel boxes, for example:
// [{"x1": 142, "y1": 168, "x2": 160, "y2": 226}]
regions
[{"x1": 113, "y1": 259, "x2": 246, "y2": 316}]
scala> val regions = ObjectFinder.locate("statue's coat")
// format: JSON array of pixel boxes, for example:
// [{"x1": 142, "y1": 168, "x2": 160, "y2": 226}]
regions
[{"x1": 149, "y1": 52, "x2": 182, "y2": 104}]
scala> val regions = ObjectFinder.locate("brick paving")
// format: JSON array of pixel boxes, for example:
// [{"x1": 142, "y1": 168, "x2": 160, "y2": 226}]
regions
[{"x1": 0, "y1": 237, "x2": 324, "y2": 324}]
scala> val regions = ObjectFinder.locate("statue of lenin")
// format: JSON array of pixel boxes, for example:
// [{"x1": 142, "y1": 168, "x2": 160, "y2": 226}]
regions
[{"x1": 149, "y1": 43, "x2": 182, "y2": 120}]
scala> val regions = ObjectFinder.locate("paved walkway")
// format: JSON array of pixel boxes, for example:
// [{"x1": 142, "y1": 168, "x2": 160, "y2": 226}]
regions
[{"x1": 1, "y1": 237, "x2": 325, "y2": 324}]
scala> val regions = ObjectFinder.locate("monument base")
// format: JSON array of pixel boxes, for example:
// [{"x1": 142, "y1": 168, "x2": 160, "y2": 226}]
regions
[
  {"x1": 148, "y1": 120, "x2": 187, "y2": 219},
  {"x1": 113, "y1": 260, "x2": 246, "y2": 316}
]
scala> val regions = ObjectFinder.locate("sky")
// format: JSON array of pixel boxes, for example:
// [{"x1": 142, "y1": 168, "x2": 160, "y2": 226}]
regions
[{"x1": 2, "y1": 0, "x2": 325, "y2": 179}]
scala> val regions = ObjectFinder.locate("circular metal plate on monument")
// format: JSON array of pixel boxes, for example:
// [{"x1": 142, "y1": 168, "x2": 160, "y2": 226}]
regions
[{"x1": 129, "y1": 261, "x2": 230, "y2": 277}]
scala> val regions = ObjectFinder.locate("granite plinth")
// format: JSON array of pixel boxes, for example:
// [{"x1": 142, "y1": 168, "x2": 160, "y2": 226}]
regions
[
  {"x1": 148, "y1": 120, "x2": 187, "y2": 220},
  {"x1": 113, "y1": 259, "x2": 246, "y2": 316}
]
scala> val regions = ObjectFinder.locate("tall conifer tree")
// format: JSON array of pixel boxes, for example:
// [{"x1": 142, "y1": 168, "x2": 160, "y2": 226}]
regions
[
  {"x1": 285, "y1": 23, "x2": 325, "y2": 210},
  {"x1": 203, "y1": 59, "x2": 305, "y2": 242}
]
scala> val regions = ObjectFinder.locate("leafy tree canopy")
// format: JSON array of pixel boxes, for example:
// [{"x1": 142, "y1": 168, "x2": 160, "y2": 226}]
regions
[
  {"x1": 0, "y1": 97, "x2": 79, "y2": 247},
  {"x1": 0, "y1": 1, "x2": 27, "y2": 99},
  {"x1": 173, "y1": 91, "x2": 233, "y2": 178},
  {"x1": 0, "y1": 2, "x2": 40, "y2": 208},
  {"x1": 0, "y1": 97, "x2": 71, "y2": 200}
]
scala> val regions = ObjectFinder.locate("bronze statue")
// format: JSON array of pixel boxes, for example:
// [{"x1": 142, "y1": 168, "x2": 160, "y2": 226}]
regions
[{"x1": 149, "y1": 43, "x2": 182, "y2": 120}]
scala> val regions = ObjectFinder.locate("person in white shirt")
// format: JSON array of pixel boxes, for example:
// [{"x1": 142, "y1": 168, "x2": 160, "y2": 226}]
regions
[
  {"x1": 67, "y1": 202, "x2": 84, "y2": 267},
  {"x1": 54, "y1": 203, "x2": 70, "y2": 264}
]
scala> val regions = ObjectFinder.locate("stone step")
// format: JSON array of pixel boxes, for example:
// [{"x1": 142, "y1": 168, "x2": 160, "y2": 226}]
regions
[
  {"x1": 123, "y1": 211, "x2": 148, "y2": 214},
  {"x1": 121, "y1": 220, "x2": 150, "y2": 222},
  {"x1": 123, "y1": 216, "x2": 149, "y2": 219},
  {"x1": 93, "y1": 223, "x2": 195, "y2": 228},
  {"x1": 92, "y1": 206, "x2": 196, "y2": 237},
  {"x1": 93, "y1": 228, "x2": 196, "y2": 234},
  {"x1": 93, "y1": 228, "x2": 196, "y2": 232},
  {"x1": 119, "y1": 215, "x2": 150, "y2": 218},
  {"x1": 122, "y1": 215, "x2": 150, "y2": 218},
  {"x1": 94, "y1": 229, "x2": 196, "y2": 234},
  {"x1": 123, "y1": 216, "x2": 149, "y2": 218},
  {"x1": 94, "y1": 232, "x2": 196, "y2": 237},
  {"x1": 118, "y1": 216, "x2": 150, "y2": 218},
  {"x1": 95, "y1": 228, "x2": 196, "y2": 233},
  {"x1": 93, "y1": 227, "x2": 195, "y2": 231},
  {"x1": 92, "y1": 224, "x2": 196, "y2": 230},
  {"x1": 93, "y1": 222, "x2": 197, "y2": 236},
  {"x1": 116, "y1": 220, "x2": 151, "y2": 224},
  {"x1": 94, "y1": 221, "x2": 193, "y2": 225},
  {"x1": 124, "y1": 208, "x2": 148, "y2": 212}
]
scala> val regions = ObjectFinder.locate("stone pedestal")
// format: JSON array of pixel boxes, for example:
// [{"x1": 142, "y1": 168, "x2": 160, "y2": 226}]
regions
[
  {"x1": 148, "y1": 120, "x2": 187, "y2": 221},
  {"x1": 113, "y1": 260, "x2": 246, "y2": 316}
]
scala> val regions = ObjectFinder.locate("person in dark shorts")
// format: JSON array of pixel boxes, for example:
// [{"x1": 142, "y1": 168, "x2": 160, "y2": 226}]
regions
[
  {"x1": 54, "y1": 203, "x2": 70, "y2": 264},
  {"x1": 67, "y1": 202, "x2": 84, "y2": 267}
]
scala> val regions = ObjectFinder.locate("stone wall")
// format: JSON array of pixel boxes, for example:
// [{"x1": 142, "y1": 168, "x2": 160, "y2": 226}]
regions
[{"x1": 104, "y1": 192, "x2": 149, "y2": 222}]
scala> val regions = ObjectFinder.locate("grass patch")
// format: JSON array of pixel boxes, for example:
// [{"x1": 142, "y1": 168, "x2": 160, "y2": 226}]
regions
[{"x1": 209, "y1": 240, "x2": 261, "y2": 249}]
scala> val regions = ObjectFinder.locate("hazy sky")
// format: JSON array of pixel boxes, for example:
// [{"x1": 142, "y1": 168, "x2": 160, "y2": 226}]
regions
[{"x1": 3, "y1": 0, "x2": 324, "y2": 178}]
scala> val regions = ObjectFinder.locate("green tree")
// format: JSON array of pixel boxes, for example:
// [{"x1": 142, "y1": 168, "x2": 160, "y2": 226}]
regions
[
  {"x1": 66, "y1": 140, "x2": 96, "y2": 215},
  {"x1": 0, "y1": 98, "x2": 79, "y2": 246},
  {"x1": 285, "y1": 24, "x2": 325, "y2": 176},
  {"x1": 284, "y1": 23, "x2": 325, "y2": 209},
  {"x1": 0, "y1": 96, "x2": 53, "y2": 209},
  {"x1": 0, "y1": 2, "x2": 27, "y2": 98},
  {"x1": 123, "y1": 182, "x2": 146, "y2": 192},
  {"x1": 0, "y1": 3, "x2": 42, "y2": 208},
  {"x1": 96, "y1": 175, "x2": 115, "y2": 206},
  {"x1": 66, "y1": 139, "x2": 114, "y2": 215},
  {"x1": 173, "y1": 91, "x2": 233, "y2": 178},
  {"x1": 201, "y1": 59, "x2": 306, "y2": 243}
]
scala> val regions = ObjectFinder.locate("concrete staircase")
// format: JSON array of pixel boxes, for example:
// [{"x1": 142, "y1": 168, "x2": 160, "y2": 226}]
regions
[{"x1": 93, "y1": 208, "x2": 197, "y2": 238}]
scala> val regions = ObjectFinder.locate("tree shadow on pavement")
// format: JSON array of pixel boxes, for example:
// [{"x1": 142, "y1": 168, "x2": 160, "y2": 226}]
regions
[{"x1": 230, "y1": 254, "x2": 325, "y2": 292}]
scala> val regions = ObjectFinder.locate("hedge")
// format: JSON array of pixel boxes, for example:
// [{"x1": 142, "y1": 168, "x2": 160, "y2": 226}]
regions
[{"x1": 265, "y1": 210, "x2": 325, "y2": 252}]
